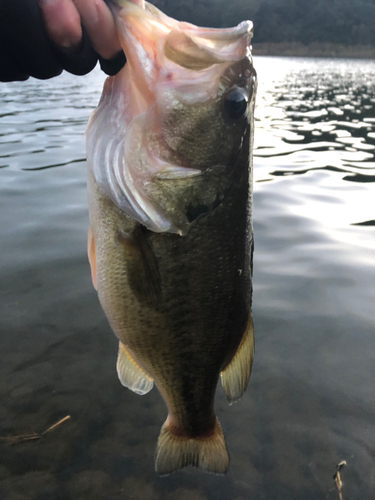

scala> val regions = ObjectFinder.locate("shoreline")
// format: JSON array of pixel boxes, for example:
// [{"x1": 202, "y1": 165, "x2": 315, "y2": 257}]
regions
[{"x1": 252, "y1": 42, "x2": 375, "y2": 59}]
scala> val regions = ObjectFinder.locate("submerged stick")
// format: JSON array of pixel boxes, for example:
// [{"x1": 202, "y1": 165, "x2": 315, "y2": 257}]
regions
[
  {"x1": 41, "y1": 415, "x2": 71, "y2": 435},
  {"x1": 0, "y1": 415, "x2": 71, "y2": 445},
  {"x1": 333, "y1": 460, "x2": 347, "y2": 500}
]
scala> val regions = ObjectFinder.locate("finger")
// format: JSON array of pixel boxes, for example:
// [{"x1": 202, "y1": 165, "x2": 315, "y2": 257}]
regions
[
  {"x1": 72, "y1": 0, "x2": 122, "y2": 60},
  {"x1": 37, "y1": 0, "x2": 82, "y2": 51},
  {"x1": 38, "y1": 0, "x2": 98, "y2": 76},
  {"x1": 0, "y1": 0, "x2": 62, "y2": 80},
  {"x1": 98, "y1": 50, "x2": 126, "y2": 76},
  {"x1": 57, "y1": 26, "x2": 98, "y2": 76},
  {"x1": 0, "y1": 41, "x2": 29, "y2": 82}
]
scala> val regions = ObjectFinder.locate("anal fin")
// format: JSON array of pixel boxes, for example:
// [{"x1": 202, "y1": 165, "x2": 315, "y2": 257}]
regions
[
  {"x1": 220, "y1": 315, "x2": 254, "y2": 405},
  {"x1": 116, "y1": 342, "x2": 154, "y2": 395}
]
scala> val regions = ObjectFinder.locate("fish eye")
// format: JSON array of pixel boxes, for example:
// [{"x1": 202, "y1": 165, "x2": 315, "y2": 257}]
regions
[{"x1": 223, "y1": 88, "x2": 248, "y2": 120}]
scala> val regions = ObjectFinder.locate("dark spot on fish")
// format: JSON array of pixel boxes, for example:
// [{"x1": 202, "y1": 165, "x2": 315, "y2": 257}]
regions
[
  {"x1": 185, "y1": 197, "x2": 223, "y2": 223},
  {"x1": 186, "y1": 203, "x2": 209, "y2": 223}
]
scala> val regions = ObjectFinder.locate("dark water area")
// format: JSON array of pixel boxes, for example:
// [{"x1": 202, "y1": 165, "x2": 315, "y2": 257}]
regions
[{"x1": 0, "y1": 57, "x2": 374, "y2": 499}]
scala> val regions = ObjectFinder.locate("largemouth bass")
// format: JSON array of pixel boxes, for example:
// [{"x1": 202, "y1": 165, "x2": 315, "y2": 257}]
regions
[{"x1": 86, "y1": 0, "x2": 256, "y2": 475}]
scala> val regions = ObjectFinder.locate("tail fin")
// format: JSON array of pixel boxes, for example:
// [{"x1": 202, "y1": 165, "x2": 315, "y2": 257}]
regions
[{"x1": 155, "y1": 417, "x2": 229, "y2": 475}]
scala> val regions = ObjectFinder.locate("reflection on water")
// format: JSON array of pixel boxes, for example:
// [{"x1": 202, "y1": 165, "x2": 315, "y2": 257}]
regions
[{"x1": 0, "y1": 58, "x2": 374, "y2": 499}]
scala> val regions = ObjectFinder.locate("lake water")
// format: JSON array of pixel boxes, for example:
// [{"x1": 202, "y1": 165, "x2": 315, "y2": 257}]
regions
[{"x1": 0, "y1": 57, "x2": 374, "y2": 499}]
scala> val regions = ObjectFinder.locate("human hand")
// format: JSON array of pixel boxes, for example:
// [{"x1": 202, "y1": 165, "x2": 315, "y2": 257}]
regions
[{"x1": 0, "y1": 0, "x2": 126, "y2": 82}]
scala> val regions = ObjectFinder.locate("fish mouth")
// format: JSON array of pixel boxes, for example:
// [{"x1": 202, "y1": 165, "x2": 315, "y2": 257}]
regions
[
  {"x1": 111, "y1": 0, "x2": 254, "y2": 40},
  {"x1": 112, "y1": 1, "x2": 253, "y2": 70},
  {"x1": 110, "y1": 0, "x2": 253, "y2": 35},
  {"x1": 182, "y1": 20, "x2": 253, "y2": 41}
]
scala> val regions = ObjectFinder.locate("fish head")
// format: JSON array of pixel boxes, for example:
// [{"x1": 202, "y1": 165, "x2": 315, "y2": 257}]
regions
[
  {"x1": 87, "y1": 1, "x2": 257, "y2": 234},
  {"x1": 154, "y1": 32, "x2": 257, "y2": 170}
]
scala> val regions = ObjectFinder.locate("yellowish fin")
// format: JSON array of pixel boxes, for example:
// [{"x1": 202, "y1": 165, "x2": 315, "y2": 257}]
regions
[
  {"x1": 155, "y1": 417, "x2": 229, "y2": 475},
  {"x1": 87, "y1": 226, "x2": 97, "y2": 290},
  {"x1": 117, "y1": 342, "x2": 154, "y2": 395},
  {"x1": 220, "y1": 315, "x2": 254, "y2": 405}
]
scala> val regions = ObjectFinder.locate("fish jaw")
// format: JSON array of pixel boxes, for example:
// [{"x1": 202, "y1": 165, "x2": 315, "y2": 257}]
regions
[
  {"x1": 113, "y1": 1, "x2": 253, "y2": 104},
  {"x1": 86, "y1": 1, "x2": 255, "y2": 235}
]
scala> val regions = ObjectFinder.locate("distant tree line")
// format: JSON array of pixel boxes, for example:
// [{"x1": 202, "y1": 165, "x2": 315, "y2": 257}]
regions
[{"x1": 153, "y1": 0, "x2": 375, "y2": 46}]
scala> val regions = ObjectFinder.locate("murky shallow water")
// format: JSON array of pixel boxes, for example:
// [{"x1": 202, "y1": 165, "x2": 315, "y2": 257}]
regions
[{"x1": 0, "y1": 57, "x2": 374, "y2": 499}]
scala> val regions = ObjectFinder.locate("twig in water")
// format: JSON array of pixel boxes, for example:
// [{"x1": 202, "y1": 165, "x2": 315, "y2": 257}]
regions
[
  {"x1": 41, "y1": 415, "x2": 71, "y2": 435},
  {"x1": 0, "y1": 415, "x2": 71, "y2": 445},
  {"x1": 333, "y1": 460, "x2": 346, "y2": 500}
]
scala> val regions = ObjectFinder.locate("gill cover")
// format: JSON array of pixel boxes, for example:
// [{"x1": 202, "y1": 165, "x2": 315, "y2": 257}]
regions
[{"x1": 86, "y1": 1, "x2": 253, "y2": 234}]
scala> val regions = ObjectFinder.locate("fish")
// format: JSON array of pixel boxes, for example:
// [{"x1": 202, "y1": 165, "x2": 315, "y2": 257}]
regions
[{"x1": 85, "y1": 0, "x2": 257, "y2": 475}]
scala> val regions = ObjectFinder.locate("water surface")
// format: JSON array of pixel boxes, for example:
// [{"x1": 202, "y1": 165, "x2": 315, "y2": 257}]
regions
[{"x1": 0, "y1": 57, "x2": 374, "y2": 499}]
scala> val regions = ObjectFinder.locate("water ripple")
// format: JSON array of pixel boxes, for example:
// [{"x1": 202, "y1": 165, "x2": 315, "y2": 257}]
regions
[
  {"x1": 0, "y1": 60, "x2": 374, "y2": 500},
  {"x1": 254, "y1": 57, "x2": 375, "y2": 187}
]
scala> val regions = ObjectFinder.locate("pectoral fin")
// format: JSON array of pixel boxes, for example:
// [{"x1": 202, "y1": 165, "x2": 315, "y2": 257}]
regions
[
  {"x1": 118, "y1": 227, "x2": 162, "y2": 309},
  {"x1": 87, "y1": 226, "x2": 97, "y2": 290},
  {"x1": 220, "y1": 315, "x2": 254, "y2": 405},
  {"x1": 117, "y1": 342, "x2": 154, "y2": 395}
]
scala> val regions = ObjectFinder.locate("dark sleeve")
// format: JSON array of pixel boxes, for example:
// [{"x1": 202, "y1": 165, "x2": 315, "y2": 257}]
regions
[{"x1": 0, "y1": 0, "x2": 125, "y2": 82}]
